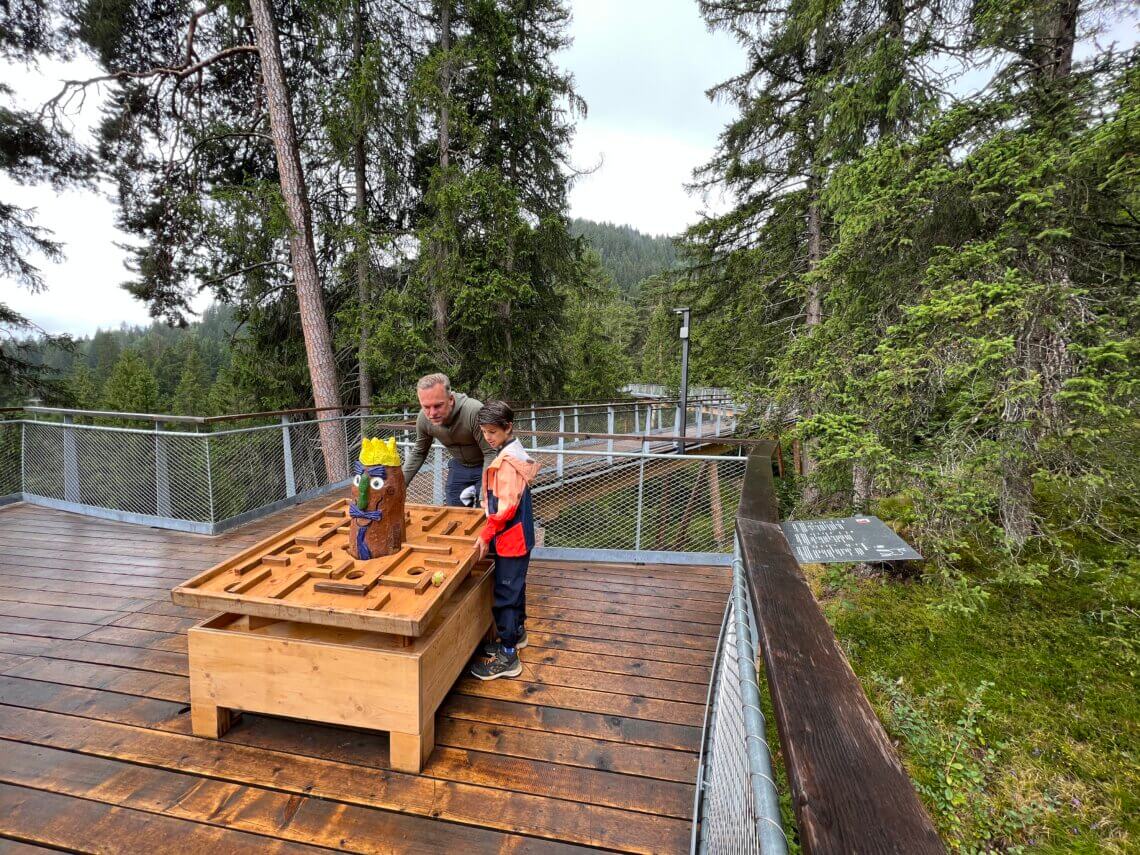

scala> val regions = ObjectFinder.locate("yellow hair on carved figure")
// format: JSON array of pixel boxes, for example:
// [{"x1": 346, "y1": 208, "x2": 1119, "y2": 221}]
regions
[{"x1": 359, "y1": 437, "x2": 401, "y2": 467}]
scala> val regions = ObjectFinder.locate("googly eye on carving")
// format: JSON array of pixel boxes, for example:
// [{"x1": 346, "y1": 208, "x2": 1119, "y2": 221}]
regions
[
  {"x1": 370, "y1": 476, "x2": 384, "y2": 490},
  {"x1": 352, "y1": 474, "x2": 361, "y2": 487}
]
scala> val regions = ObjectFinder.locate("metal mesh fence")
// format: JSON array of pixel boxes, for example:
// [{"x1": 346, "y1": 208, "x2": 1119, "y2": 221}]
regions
[
  {"x1": 695, "y1": 545, "x2": 788, "y2": 854},
  {"x1": 6, "y1": 408, "x2": 745, "y2": 544},
  {"x1": 531, "y1": 451, "x2": 745, "y2": 552},
  {"x1": 0, "y1": 420, "x2": 21, "y2": 498},
  {"x1": 700, "y1": 597, "x2": 763, "y2": 855},
  {"x1": 21, "y1": 420, "x2": 65, "y2": 500}
]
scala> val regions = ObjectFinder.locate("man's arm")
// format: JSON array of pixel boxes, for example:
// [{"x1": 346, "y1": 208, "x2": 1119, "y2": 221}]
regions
[{"x1": 401, "y1": 420, "x2": 434, "y2": 483}]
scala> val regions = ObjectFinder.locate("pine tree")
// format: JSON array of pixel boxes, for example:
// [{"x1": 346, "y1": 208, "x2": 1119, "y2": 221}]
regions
[
  {"x1": 173, "y1": 345, "x2": 211, "y2": 416},
  {"x1": 102, "y1": 351, "x2": 160, "y2": 414}
]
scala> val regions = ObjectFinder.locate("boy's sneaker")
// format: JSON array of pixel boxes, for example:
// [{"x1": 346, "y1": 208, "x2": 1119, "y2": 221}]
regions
[
  {"x1": 470, "y1": 645, "x2": 522, "y2": 681},
  {"x1": 481, "y1": 628, "x2": 527, "y2": 657}
]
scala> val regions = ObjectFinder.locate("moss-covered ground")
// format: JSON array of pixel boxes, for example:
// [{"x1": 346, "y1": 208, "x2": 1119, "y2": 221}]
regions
[{"x1": 781, "y1": 556, "x2": 1140, "y2": 853}]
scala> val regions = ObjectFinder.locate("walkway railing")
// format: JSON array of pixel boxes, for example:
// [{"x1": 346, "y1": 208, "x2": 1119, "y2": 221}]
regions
[
  {"x1": 695, "y1": 443, "x2": 945, "y2": 853},
  {"x1": 692, "y1": 531, "x2": 788, "y2": 855},
  {"x1": 0, "y1": 402, "x2": 744, "y2": 547}
]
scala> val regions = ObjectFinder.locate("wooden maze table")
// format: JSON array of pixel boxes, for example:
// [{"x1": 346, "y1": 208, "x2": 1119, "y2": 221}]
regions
[{"x1": 172, "y1": 500, "x2": 490, "y2": 773}]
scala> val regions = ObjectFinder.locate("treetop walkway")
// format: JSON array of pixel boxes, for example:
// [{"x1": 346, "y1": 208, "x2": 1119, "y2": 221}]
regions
[{"x1": 0, "y1": 401, "x2": 942, "y2": 853}]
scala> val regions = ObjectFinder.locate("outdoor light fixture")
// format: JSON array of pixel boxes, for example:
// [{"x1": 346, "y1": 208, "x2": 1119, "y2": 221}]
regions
[{"x1": 672, "y1": 307, "x2": 690, "y2": 454}]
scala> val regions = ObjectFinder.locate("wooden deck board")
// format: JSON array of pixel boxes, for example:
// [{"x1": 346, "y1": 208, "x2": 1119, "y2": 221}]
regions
[{"x1": 0, "y1": 500, "x2": 730, "y2": 853}]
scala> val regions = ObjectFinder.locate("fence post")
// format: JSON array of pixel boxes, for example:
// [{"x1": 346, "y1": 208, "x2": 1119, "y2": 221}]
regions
[
  {"x1": 606, "y1": 405, "x2": 615, "y2": 466},
  {"x1": 281, "y1": 415, "x2": 297, "y2": 498},
  {"x1": 557, "y1": 411, "x2": 565, "y2": 480},
  {"x1": 716, "y1": 405, "x2": 723, "y2": 437},
  {"x1": 530, "y1": 403, "x2": 538, "y2": 450},
  {"x1": 633, "y1": 404, "x2": 641, "y2": 435},
  {"x1": 155, "y1": 420, "x2": 171, "y2": 517},
  {"x1": 432, "y1": 444, "x2": 444, "y2": 505},
  {"x1": 696, "y1": 404, "x2": 704, "y2": 439},
  {"x1": 634, "y1": 438, "x2": 647, "y2": 551},
  {"x1": 62, "y1": 415, "x2": 79, "y2": 504},
  {"x1": 572, "y1": 405, "x2": 580, "y2": 436},
  {"x1": 204, "y1": 435, "x2": 215, "y2": 524}
]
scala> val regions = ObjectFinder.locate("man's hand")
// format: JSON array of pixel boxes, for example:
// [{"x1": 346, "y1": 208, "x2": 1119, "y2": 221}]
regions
[{"x1": 475, "y1": 538, "x2": 488, "y2": 560}]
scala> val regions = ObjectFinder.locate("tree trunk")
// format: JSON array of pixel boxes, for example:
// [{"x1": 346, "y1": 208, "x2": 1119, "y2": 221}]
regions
[
  {"x1": 352, "y1": 0, "x2": 372, "y2": 410},
  {"x1": 1035, "y1": 0, "x2": 1080, "y2": 82},
  {"x1": 249, "y1": 0, "x2": 348, "y2": 481},
  {"x1": 801, "y1": 166, "x2": 824, "y2": 495},
  {"x1": 431, "y1": 0, "x2": 452, "y2": 358},
  {"x1": 998, "y1": 0, "x2": 1080, "y2": 544}
]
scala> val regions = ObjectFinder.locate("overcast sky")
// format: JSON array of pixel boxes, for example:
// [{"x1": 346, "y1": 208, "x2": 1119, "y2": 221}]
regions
[
  {"x1": 0, "y1": 0, "x2": 741, "y2": 338},
  {"x1": 3, "y1": 1, "x2": 1135, "y2": 338}
]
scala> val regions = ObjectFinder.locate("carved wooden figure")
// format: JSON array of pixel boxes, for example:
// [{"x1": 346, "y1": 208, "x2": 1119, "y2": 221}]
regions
[{"x1": 348, "y1": 437, "x2": 406, "y2": 560}]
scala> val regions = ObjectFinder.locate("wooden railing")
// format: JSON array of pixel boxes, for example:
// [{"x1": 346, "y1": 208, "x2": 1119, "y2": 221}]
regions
[{"x1": 736, "y1": 444, "x2": 945, "y2": 854}]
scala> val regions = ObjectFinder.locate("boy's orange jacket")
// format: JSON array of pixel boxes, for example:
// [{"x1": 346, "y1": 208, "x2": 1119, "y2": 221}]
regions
[{"x1": 479, "y1": 443, "x2": 540, "y2": 553}]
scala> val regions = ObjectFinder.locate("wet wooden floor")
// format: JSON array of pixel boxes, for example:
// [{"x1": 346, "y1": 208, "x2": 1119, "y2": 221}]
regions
[{"x1": 0, "y1": 500, "x2": 729, "y2": 853}]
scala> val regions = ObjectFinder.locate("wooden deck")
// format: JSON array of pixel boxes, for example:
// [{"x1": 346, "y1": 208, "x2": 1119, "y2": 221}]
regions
[{"x1": 0, "y1": 500, "x2": 729, "y2": 853}]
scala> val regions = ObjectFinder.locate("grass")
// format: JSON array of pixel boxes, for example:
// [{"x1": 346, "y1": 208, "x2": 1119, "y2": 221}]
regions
[{"x1": 801, "y1": 556, "x2": 1139, "y2": 853}]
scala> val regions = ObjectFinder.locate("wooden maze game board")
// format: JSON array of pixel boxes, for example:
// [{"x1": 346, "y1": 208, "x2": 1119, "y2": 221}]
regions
[{"x1": 173, "y1": 499, "x2": 486, "y2": 635}]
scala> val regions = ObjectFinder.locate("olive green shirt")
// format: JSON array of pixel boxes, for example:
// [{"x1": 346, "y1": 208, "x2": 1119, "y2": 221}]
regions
[{"x1": 401, "y1": 392, "x2": 498, "y2": 483}]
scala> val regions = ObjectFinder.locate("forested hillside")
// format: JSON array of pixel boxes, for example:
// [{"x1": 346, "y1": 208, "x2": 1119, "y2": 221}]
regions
[
  {"x1": 569, "y1": 218, "x2": 678, "y2": 297},
  {"x1": 0, "y1": 217, "x2": 679, "y2": 410}
]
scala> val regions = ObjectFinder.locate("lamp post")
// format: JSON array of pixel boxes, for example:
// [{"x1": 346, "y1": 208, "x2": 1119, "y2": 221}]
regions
[{"x1": 673, "y1": 307, "x2": 690, "y2": 454}]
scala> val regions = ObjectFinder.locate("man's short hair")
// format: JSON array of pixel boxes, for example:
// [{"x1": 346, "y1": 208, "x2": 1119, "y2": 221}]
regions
[
  {"x1": 477, "y1": 400, "x2": 514, "y2": 428},
  {"x1": 416, "y1": 373, "x2": 451, "y2": 393}
]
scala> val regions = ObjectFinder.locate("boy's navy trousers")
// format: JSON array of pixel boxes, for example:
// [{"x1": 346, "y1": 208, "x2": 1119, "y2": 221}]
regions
[{"x1": 491, "y1": 550, "x2": 529, "y2": 649}]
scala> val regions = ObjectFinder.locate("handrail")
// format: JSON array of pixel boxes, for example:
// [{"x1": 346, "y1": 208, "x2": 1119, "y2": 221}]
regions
[
  {"x1": 4, "y1": 397, "x2": 733, "y2": 427},
  {"x1": 736, "y1": 446, "x2": 944, "y2": 853}
]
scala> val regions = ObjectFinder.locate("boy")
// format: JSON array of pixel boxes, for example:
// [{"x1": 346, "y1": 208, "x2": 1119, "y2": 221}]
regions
[{"x1": 470, "y1": 401, "x2": 539, "y2": 681}]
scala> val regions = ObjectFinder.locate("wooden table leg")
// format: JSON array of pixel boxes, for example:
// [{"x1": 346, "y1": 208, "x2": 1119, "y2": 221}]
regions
[
  {"x1": 192, "y1": 702, "x2": 236, "y2": 738},
  {"x1": 390, "y1": 715, "x2": 435, "y2": 773}
]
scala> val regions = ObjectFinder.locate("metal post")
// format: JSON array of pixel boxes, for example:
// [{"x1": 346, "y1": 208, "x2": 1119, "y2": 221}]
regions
[
  {"x1": 633, "y1": 404, "x2": 641, "y2": 435},
  {"x1": 634, "y1": 439, "x2": 647, "y2": 551},
  {"x1": 674, "y1": 307, "x2": 691, "y2": 455},
  {"x1": 572, "y1": 405, "x2": 579, "y2": 436},
  {"x1": 530, "y1": 403, "x2": 538, "y2": 450},
  {"x1": 716, "y1": 405, "x2": 723, "y2": 438},
  {"x1": 557, "y1": 411, "x2": 565, "y2": 480},
  {"x1": 62, "y1": 415, "x2": 79, "y2": 503},
  {"x1": 155, "y1": 420, "x2": 171, "y2": 517},
  {"x1": 205, "y1": 435, "x2": 215, "y2": 523},
  {"x1": 432, "y1": 444, "x2": 444, "y2": 505},
  {"x1": 696, "y1": 404, "x2": 703, "y2": 439},
  {"x1": 606, "y1": 405, "x2": 615, "y2": 466},
  {"x1": 281, "y1": 415, "x2": 297, "y2": 498},
  {"x1": 20, "y1": 421, "x2": 26, "y2": 494}
]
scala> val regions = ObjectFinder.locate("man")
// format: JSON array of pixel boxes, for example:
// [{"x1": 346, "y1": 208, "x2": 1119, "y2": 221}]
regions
[{"x1": 401, "y1": 373, "x2": 498, "y2": 507}]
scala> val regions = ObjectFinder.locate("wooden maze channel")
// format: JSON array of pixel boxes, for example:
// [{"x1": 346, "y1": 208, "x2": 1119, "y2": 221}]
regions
[{"x1": 0, "y1": 499, "x2": 730, "y2": 853}]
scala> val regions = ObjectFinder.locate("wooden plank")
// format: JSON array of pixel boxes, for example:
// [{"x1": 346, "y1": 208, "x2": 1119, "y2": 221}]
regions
[
  {"x1": 0, "y1": 705, "x2": 690, "y2": 853},
  {"x1": 0, "y1": 602, "x2": 124, "y2": 627},
  {"x1": 737, "y1": 445, "x2": 943, "y2": 854},
  {"x1": 523, "y1": 646, "x2": 709, "y2": 684},
  {"x1": 526, "y1": 592, "x2": 723, "y2": 627},
  {"x1": 0, "y1": 838, "x2": 61, "y2": 854},
  {"x1": 455, "y1": 675, "x2": 705, "y2": 727},
  {"x1": 0, "y1": 585, "x2": 151, "y2": 613},
  {"x1": 0, "y1": 674, "x2": 698, "y2": 786},
  {"x1": 0, "y1": 782, "x2": 326, "y2": 854},
  {"x1": 0, "y1": 739, "x2": 584, "y2": 854}
]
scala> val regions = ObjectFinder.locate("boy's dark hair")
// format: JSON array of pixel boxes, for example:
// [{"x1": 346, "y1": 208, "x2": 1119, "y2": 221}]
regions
[{"x1": 477, "y1": 400, "x2": 514, "y2": 429}]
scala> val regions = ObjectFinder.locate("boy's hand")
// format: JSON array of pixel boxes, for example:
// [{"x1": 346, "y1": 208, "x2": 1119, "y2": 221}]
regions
[{"x1": 475, "y1": 538, "x2": 488, "y2": 560}]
